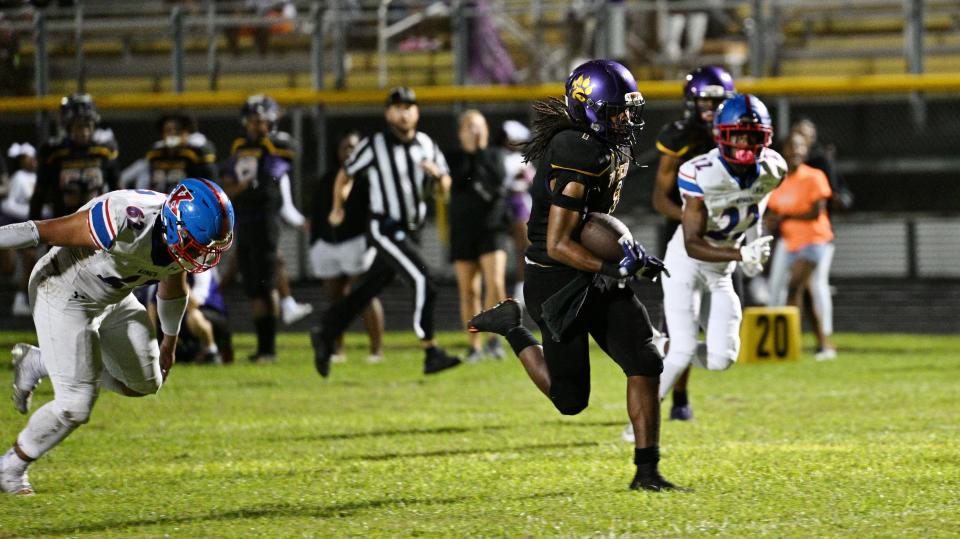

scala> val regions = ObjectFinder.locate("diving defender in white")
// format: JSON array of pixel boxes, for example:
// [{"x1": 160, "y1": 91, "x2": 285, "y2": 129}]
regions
[
  {"x1": 0, "y1": 179, "x2": 234, "y2": 495},
  {"x1": 658, "y1": 94, "x2": 785, "y2": 397}
]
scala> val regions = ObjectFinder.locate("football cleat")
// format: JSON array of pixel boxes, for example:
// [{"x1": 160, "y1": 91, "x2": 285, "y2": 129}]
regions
[
  {"x1": 464, "y1": 348, "x2": 485, "y2": 364},
  {"x1": 669, "y1": 404, "x2": 694, "y2": 421},
  {"x1": 311, "y1": 327, "x2": 334, "y2": 378},
  {"x1": 423, "y1": 347, "x2": 461, "y2": 375},
  {"x1": 281, "y1": 301, "x2": 314, "y2": 326},
  {"x1": 467, "y1": 299, "x2": 522, "y2": 336},
  {"x1": 815, "y1": 347, "x2": 837, "y2": 361},
  {"x1": 0, "y1": 451, "x2": 34, "y2": 496},
  {"x1": 629, "y1": 468, "x2": 682, "y2": 492},
  {"x1": 199, "y1": 350, "x2": 224, "y2": 365},
  {"x1": 11, "y1": 344, "x2": 43, "y2": 415},
  {"x1": 365, "y1": 353, "x2": 385, "y2": 364},
  {"x1": 330, "y1": 353, "x2": 348, "y2": 364}
]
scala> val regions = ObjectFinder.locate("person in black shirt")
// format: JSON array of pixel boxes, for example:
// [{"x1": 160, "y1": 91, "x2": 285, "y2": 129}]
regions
[
  {"x1": 221, "y1": 95, "x2": 295, "y2": 363},
  {"x1": 645, "y1": 65, "x2": 735, "y2": 425},
  {"x1": 468, "y1": 60, "x2": 677, "y2": 491},
  {"x1": 311, "y1": 86, "x2": 462, "y2": 377},
  {"x1": 30, "y1": 94, "x2": 119, "y2": 221},
  {"x1": 145, "y1": 113, "x2": 218, "y2": 194},
  {"x1": 308, "y1": 130, "x2": 385, "y2": 364},
  {"x1": 449, "y1": 109, "x2": 509, "y2": 362}
]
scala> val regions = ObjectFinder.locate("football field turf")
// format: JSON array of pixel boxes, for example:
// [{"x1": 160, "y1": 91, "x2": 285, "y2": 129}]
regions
[{"x1": 0, "y1": 331, "x2": 957, "y2": 537}]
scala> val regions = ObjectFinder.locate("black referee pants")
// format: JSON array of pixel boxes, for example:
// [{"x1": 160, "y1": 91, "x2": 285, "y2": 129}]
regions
[{"x1": 319, "y1": 218, "x2": 437, "y2": 341}]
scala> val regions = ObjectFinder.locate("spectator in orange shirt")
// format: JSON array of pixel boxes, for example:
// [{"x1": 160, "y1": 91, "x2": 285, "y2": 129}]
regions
[{"x1": 766, "y1": 132, "x2": 837, "y2": 360}]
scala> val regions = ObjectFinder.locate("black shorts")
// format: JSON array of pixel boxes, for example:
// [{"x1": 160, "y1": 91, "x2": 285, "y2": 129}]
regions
[
  {"x1": 237, "y1": 220, "x2": 279, "y2": 299},
  {"x1": 524, "y1": 263, "x2": 662, "y2": 414},
  {"x1": 449, "y1": 222, "x2": 506, "y2": 262}
]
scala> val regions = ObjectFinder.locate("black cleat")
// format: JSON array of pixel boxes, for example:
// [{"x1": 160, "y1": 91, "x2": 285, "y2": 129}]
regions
[
  {"x1": 311, "y1": 327, "x2": 334, "y2": 378},
  {"x1": 629, "y1": 469, "x2": 684, "y2": 492},
  {"x1": 467, "y1": 298, "x2": 522, "y2": 336},
  {"x1": 423, "y1": 347, "x2": 462, "y2": 375},
  {"x1": 669, "y1": 404, "x2": 694, "y2": 421}
]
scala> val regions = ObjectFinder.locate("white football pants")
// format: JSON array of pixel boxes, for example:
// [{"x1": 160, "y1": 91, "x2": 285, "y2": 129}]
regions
[
  {"x1": 659, "y1": 237, "x2": 742, "y2": 400},
  {"x1": 17, "y1": 280, "x2": 163, "y2": 461}
]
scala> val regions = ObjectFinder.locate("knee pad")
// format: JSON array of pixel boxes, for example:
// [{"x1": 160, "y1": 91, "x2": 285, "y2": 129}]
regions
[
  {"x1": 618, "y1": 340, "x2": 664, "y2": 377},
  {"x1": 54, "y1": 399, "x2": 94, "y2": 427}
]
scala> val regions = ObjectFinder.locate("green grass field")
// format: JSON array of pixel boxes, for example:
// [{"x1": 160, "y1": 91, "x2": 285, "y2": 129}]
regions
[{"x1": 0, "y1": 330, "x2": 957, "y2": 538}]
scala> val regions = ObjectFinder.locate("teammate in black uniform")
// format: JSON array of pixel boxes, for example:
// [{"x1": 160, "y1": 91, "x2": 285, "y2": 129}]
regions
[
  {"x1": 221, "y1": 95, "x2": 296, "y2": 363},
  {"x1": 29, "y1": 94, "x2": 119, "y2": 221},
  {"x1": 468, "y1": 59, "x2": 678, "y2": 491},
  {"x1": 649, "y1": 65, "x2": 736, "y2": 423},
  {"x1": 145, "y1": 113, "x2": 218, "y2": 193}
]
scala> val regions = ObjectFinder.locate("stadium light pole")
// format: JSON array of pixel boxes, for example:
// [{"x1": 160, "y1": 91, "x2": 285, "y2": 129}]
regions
[{"x1": 904, "y1": 0, "x2": 926, "y2": 129}]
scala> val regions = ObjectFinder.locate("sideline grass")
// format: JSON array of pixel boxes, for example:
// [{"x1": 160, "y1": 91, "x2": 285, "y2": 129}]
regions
[{"x1": 0, "y1": 331, "x2": 958, "y2": 537}]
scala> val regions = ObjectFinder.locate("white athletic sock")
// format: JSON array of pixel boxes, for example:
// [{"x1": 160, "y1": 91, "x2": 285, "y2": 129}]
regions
[
  {"x1": 206, "y1": 343, "x2": 219, "y2": 354},
  {"x1": 281, "y1": 296, "x2": 297, "y2": 313},
  {"x1": 17, "y1": 402, "x2": 79, "y2": 460}
]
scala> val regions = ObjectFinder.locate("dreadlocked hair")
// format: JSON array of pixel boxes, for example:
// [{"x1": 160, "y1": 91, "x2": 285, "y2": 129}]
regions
[{"x1": 522, "y1": 97, "x2": 585, "y2": 163}]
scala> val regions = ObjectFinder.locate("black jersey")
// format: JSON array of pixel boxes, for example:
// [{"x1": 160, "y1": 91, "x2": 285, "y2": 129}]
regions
[
  {"x1": 525, "y1": 129, "x2": 630, "y2": 267},
  {"x1": 223, "y1": 132, "x2": 296, "y2": 226},
  {"x1": 145, "y1": 134, "x2": 218, "y2": 194},
  {"x1": 30, "y1": 136, "x2": 119, "y2": 219},
  {"x1": 655, "y1": 118, "x2": 716, "y2": 209}
]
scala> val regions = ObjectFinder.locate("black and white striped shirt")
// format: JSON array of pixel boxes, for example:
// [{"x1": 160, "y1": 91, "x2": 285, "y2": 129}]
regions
[{"x1": 344, "y1": 129, "x2": 449, "y2": 232}]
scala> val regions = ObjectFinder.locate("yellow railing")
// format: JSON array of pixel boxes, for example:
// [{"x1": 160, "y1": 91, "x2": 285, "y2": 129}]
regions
[{"x1": 2, "y1": 73, "x2": 959, "y2": 113}]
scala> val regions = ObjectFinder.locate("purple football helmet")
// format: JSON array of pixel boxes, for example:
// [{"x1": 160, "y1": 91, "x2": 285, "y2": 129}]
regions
[
  {"x1": 241, "y1": 94, "x2": 281, "y2": 131},
  {"x1": 684, "y1": 65, "x2": 736, "y2": 124},
  {"x1": 564, "y1": 59, "x2": 645, "y2": 146}
]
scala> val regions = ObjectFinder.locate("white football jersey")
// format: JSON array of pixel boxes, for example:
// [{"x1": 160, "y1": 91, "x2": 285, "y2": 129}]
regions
[
  {"x1": 676, "y1": 147, "x2": 786, "y2": 248},
  {"x1": 32, "y1": 189, "x2": 182, "y2": 306}
]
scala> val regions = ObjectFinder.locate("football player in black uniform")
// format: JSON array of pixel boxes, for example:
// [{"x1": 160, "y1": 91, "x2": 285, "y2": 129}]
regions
[
  {"x1": 145, "y1": 113, "x2": 218, "y2": 194},
  {"x1": 221, "y1": 95, "x2": 297, "y2": 363},
  {"x1": 647, "y1": 65, "x2": 736, "y2": 424},
  {"x1": 468, "y1": 60, "x2": 678, "y2": 491},
  {"x1": 29, "y1": 94, "x2": 119, "y2": 221}
]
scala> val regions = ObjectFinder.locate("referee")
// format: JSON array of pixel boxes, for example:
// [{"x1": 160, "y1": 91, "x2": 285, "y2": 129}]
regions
[{"x1": 311, "y1": 86, "x2": 461, "y2": 377}]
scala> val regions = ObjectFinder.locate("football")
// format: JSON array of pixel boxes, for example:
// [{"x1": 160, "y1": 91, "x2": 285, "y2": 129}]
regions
[{"x1": 578, "y1": 212, "x2": 633, "y2": 262}]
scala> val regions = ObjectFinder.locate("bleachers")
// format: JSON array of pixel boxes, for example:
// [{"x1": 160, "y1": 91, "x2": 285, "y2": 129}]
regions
[{"x1": 774, "y1": 1, "x2": 960, "y2": 76}]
